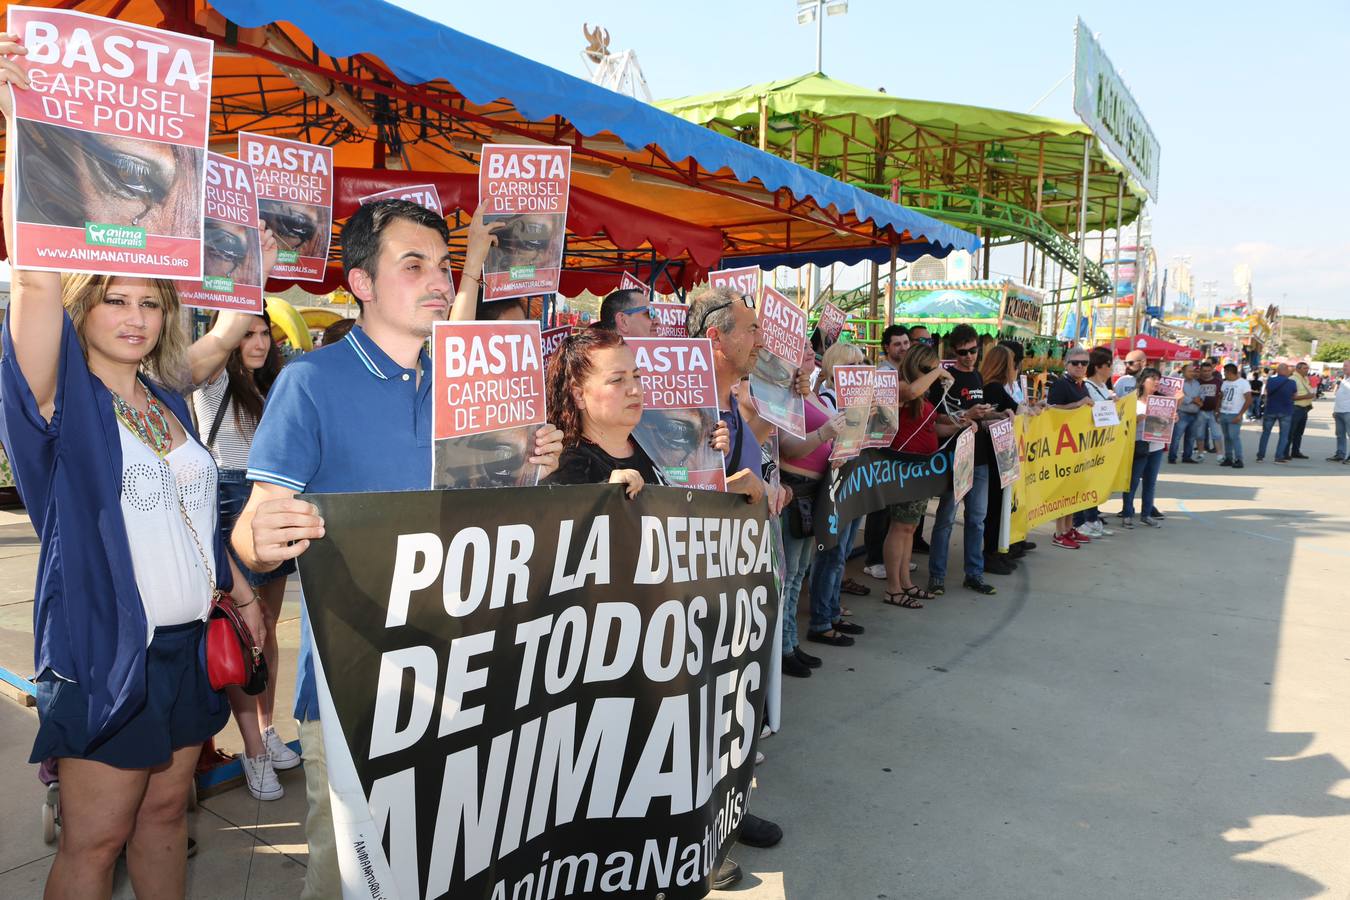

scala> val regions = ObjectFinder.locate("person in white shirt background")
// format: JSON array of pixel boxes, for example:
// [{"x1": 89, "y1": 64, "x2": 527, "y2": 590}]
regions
[
  {"x1": 1331, "y1": 362, "x2": 1350, "y2": 464},
  {"x1": 1217, "y1": 363, "x2": 1252, "y2": 468}
]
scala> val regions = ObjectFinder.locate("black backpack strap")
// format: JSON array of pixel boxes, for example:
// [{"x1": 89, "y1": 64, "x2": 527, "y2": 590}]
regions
[{"x1": 206, "y1": 392, "x2": 230, "y2": 451}]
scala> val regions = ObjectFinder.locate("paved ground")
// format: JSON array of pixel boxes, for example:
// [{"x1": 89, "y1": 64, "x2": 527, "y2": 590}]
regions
[{"x1": 1, "y1": 404, "x2": 1348, "y2": 899}]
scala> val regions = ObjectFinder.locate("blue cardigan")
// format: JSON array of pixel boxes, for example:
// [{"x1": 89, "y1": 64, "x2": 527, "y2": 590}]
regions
[{"x1": 0, "y1": 313, "x2": 232, "y2": 752}]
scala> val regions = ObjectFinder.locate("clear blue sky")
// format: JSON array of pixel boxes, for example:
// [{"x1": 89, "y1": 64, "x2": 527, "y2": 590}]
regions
[{"x1": 395, "y1": 0, "x2": 1350, "y2": 319}]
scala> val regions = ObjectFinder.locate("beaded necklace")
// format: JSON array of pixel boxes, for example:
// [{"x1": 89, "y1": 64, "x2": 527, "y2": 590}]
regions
[{"x1": 111, "y1": 387, "x2": 174, "y2": 457}]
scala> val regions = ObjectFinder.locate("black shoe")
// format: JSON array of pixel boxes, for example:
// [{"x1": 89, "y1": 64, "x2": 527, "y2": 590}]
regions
[
  {"x1": 1167, "y1": 457, "x2": 1177, "y2": 464},
  {"x1": 913, "y1": 534, "x2": 931, "y2": 554},
  {"x1": 1019, "y1": 540, "x2": 1037, "y2": 552},
  {"x1": 984, "y1": 555, "x2": 1016, "y2": 575},
  {"x1": 187, "y1": 837, "x2": 198, "y2": 859},
  {"x1": 833, "y1": 619, "x2": 865, "y2": 635},
  {"x1": 794, "y1": 646, "x2": 822, "y2": 668},
  {"x1": 1256, "y1": 456, "x2": 1265, "y2": 462},
  {"x1": 781, "y1": 653, "x2": 812, "y2": 678},
  {"x1": 1181, "y1": 458, "x2": 1199, "y2": 464},
  {"x1": 1328, "y1": 457, "x2": 1346, "y2": 462},
  {"x1": 1292, "y1": 452, "x2": 1309, "y2": 459},
  {"x1": 739, "y1": 813, "x2": 783, "y2": 848},
  {"x1": 807, "y1": 629, "x2": 855, "y2": 647},
  {"x1": 1007, "y1": 544, "x2": 1026, "y2": 560},
  {"x1": 926, "y1": 578, "x2": 945, "y2": 596},
  {"x1": 1149, "y1": 508, "x2": 1166, "y2": 520},
  {"x1": 1233, "y1": 461, "x2": 1245, "y2": 468},
  {"x1": 715, "y1": 857, "x2": 743, "y2": 890},
  {"x1": 963, "y1": 577, "x2": 997, "y2": 595},
  {"x1": 1219, "y1": 459, "x2": 1233, "y2": 467}
]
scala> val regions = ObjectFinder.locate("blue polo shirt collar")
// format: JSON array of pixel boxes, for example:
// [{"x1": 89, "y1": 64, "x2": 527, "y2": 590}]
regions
[{"x1": 344, "y1": 324, "x2": 427, "y2": 380}]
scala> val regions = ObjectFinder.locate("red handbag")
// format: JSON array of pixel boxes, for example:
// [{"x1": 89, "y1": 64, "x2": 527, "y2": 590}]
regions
[{"x1": 206, "y1": 590, "x2": 268, "y2": 694}]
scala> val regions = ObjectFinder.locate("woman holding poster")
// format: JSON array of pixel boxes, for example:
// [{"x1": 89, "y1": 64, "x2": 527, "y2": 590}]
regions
[
  {"x1": 192, "y1": 305, "x2": 303, "y2": 802},
  {"x1": 0, "y1": 38, "x2": 266, "y2": 896},
  {"x1": 1121, "y1": 368, "x2": 1168, "y2": 529}
]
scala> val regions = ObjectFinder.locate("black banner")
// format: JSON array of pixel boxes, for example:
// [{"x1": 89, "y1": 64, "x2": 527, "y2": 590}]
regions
[
  {"x1": 297, "y1": 484, "x2": 778, "y2": 900},
  {"x1": 813, "y1": 447, "x2": 954, "y2": 548}
]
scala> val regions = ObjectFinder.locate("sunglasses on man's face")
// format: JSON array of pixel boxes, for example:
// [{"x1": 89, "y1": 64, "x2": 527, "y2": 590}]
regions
[
  {"x1": 954, "y1": 346, "x2": 979, "y2": 357},
  {"x1": 621, "y1": 305, "x2": 651, "y2": 318},
  {"x1": 1067, "y1": 359, "x2": 1088, "y2": 366}
]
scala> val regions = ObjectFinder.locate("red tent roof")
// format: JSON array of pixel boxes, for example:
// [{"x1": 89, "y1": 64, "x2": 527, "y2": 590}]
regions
[{"x1": 1110, "y1": 335, "x2": 1205, "y2": 361}]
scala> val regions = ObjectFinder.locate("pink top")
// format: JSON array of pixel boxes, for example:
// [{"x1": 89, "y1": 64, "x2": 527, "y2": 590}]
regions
[{"x1": 783, "y1": 398, "x2": 832, "y2": 476}]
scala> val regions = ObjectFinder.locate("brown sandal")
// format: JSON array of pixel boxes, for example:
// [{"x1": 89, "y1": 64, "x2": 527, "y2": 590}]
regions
[{"x1": 883, "y1": 589, "x2": 924, "y2": 609}]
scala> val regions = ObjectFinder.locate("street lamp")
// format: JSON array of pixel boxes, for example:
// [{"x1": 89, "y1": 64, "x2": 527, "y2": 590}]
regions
[{"x1": 796, "y1": 0, "x2": 848, "y2": 74}]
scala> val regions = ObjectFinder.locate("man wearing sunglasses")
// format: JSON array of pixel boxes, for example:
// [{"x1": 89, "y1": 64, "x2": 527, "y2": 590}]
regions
[
  {"x1": 597, "y1": 288, "x2": 654, "y2": 338},
  {"x1": 925, "y1": 324, "x2": 1002, "y2": 596}
]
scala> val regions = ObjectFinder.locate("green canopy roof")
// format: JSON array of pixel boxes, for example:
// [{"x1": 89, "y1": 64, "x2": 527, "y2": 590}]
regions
[{"x1": 659, "y1": 73, "x2": 1144, "y2": 237}]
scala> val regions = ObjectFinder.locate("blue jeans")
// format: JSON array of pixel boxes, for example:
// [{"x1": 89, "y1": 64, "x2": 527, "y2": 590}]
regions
[
  {"x1": 1334, "y1": 411, "x2": 1350, "y2": 459},
  {"x1": 929, "y1": 463, "x2": 991, "y2": 583},
  {"x1": 808, "y1": 516, "x2": 860, "y2": 633},
  {"x1": 1122, "y1": 445, "x2": 1163, "y2": 518},
  {"x1": 1289, "y1": 405, "x2": 1310, "y2": 455},
  {"x1": 1195, "y1": 410, "x2": 1221, "y2": 450},
  {"x1": 1073, "y1": 507, "x2": 1100, "y2": 526},
  {"x1": 1219, "y1": 412, "x2": 1244, "y2": 462},
  {"x1": 780, "y1": 515, "x2": 816, "y2": 655},
  {"x1": 1257, "y1": 413, "x2": 1292, "y2": 460},
  {"x1": 1170, "y1": 412, "x2": 1197, "y2": 461}
]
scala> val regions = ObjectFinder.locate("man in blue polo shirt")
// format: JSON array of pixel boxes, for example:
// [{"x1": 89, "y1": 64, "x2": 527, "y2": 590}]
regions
[
  {"x1": 231, "y1": 200, "x2": 563, "y2": 899},
  {"x1": 1257, "y1": 362, "x2": 1298, "y2": 463}
]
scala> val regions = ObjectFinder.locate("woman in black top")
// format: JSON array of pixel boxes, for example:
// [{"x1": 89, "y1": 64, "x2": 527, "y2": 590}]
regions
[{"x1": 544, "y1": 329, "x2": 660, "y2": 496}]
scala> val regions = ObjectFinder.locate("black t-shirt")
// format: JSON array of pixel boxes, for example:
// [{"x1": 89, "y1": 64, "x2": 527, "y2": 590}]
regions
[
  {"x1": 1047, "y1": 376, "x2": 1089, "y2": 407},
  {"x1": 983, "y1": 381, "x2": 1019, "y2": 413},
  {"x1": 545, "y1": 440, "x2": 662, "y2": 487},
  {"x1": 928, "y1": 367, "x2": 992, "y2": 465}
]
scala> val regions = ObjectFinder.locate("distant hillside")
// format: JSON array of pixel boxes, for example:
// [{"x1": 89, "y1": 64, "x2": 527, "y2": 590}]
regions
[{"x1": 1278, "y1": 316, "x2": 1350, "y2": 358}]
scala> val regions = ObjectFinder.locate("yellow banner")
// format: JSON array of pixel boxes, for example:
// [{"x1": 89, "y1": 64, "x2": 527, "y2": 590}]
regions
[{"x1": 1008, "y1": 397, "x2": 1136, "y2": 543}]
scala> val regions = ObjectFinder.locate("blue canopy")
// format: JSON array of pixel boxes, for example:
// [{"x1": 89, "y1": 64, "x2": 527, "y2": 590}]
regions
[{"x1": 212, "y1": 0, "x2": 979, "y2": 259}]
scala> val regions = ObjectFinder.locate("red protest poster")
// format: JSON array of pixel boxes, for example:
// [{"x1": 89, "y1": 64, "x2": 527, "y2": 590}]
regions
[
  {"x1": 478, "y1": 144, "x2": 570, "y2": 301},
  {"x1": 829, "y1": 365, "x2": 875, "y2": 461},
  {"x1": 651, "y1": 302, "x2": 688, "y2": 337},
  {"x1": 866, "y1": 368, "x2": 900, "y2": 449},
  {"x1": 708, "y1": 265, "x2": 761, "y2": 301},
  {"x1": 953, "y1": 427, "x2": 976, "y2": 502},
  {"x1": 6, "y1": 7, "x2": 213, "y2": 279},
  {"x1": 749, "y1": 286, "x2": 808, "y2": 436},
  {"x1": 431, "y1": 321, "x2": 546, "y2": 489},
  {"x1": 540, "y1": 325, "x2": 572, "y2": 366},
  {"x1": 627, "y1": 337, "x2": 726, "y2": 491},
  {"x1": 238, "y1": 133, "x2": 333, "y2": 282},
  {"x1": 358, "y1": 183, "x2": 444, "y2": 216},
  {"x1": 988, "y1": 417, "x2": 1020, "y2": 489},
  {"x1": 1157, "y1": 375, "x2": 1184, "y2": 399},
  {"x1": 174, "y1": 153, "x2": 263, "y2": 313},
  {"x1": 817, "y1": 301, "x2": 848, "y2": 346},
  {"x1": 1142, "y1": 395, "x2": 1177, "y2": 444},
  {"x1": 619, "y1": 271, "x2": 649, "y2": 296}
]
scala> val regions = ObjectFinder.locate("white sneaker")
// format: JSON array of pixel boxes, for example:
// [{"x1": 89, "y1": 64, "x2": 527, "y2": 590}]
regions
[
  {"x1": 754, "y1": 751, "x2": 765, "y2": 766},
  {"x1": 263, "y1": 726, "x2": 302, "y2": 771},
  {"x1": 241, "y1": 753, "x2": 283, "y2": 801},
  {"x1": 862, "y1": 563, "x2": 887, "y2": 580},
  {"x1": 1091, "y1": 520, "x2": 1113, "y2": 537},
  {"x1": 1195, "y1": 452, "x2": 1205, "y2": 461}
]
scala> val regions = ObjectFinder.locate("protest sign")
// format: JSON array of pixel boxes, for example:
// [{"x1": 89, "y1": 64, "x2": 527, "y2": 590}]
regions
[
  {"x1": 239, "y1": 132, "x2": 333, "y2": 281},
  {"x1": 540, "y1": 325, "x2": 572, "y2": 366},
  {"x1": 297, "y1": 485, "x2": 777, "y2": 900},
  {"x1": 1092, "y1": 400, "x2": 1121, "y2": 427},
  {"x1": 829, "y1": 366, "x2": 875, "y2": 461},
  {"x1": 865, "y1": 368, "x2": 900, "y2": 449},
  {"x1": 173, "y1": 153, "x2": 263, "y2": 313},
  {"x1": 816, "y1": 302, "x2": 848, "y2": 347},
  {"x1": 652, "y1": 303, "x2": 689, "y2": 338},
  {"x1": 707, "y1": 265, "x2": 761, "y2": 302},
  {"x1": 620, "y1": 270, "x2": 649, "y2": 296},
  {"x1": 952, "y1": 427, "x2": 976, "y2": 502},
  {"x1": 814, "y1": 447, "x2": 953, "y2": 548},
  {"x1": 988, "y1": 417, "x2": 1020, "y2": 489},
  {"x1": 627, "y1": 338, "x2": 726, "y2": 491},
  {"x1": 1157, "y1": 375, "x2": 1184, "y2": 399},
  {"x1": 479, "y1": 144, "x2": 571, "y2": 301},
  {"x1": 432, "y1": 321, "x2": 546, "y2": 489},
  {"x1": 358, "y1": 182, "x2": 444, "y2": 216},
  {"x1": 6, "y1": 7, "x2": 212, "y2": 279},
  {"x1": 1007, "y1": 396, "x2": 1135, "y2": 542},
  {"x1": 749, "y1": 287, "x2": 808, "y2": 437},
  {"x1": 1142, "y1": 395, "x2": 1176, "y2": 444}
]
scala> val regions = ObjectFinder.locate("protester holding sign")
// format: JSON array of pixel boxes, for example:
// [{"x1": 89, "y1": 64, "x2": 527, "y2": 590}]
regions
[
  {"x1": 0, "y1": 45, "x2": 268, "y2": 900},
  {"x1": 977, "y1": 344, "x2": 1024, "y2": 568},
  {"x1": 1072, "y1": 347, "x2": 1117, "y2": 539},
  {"x1": 192, "y1": 300, "x2": 308, "y2": 802},
  {"x1": 1046, "y1": 347, "x2": 1095, "y2": 550},
  {"x1": 1121, "y1": 368, "x2": 1167, "y2": 528},
  {"x1": 231, "y1": 199, "x2": 564, "y2": 899}
]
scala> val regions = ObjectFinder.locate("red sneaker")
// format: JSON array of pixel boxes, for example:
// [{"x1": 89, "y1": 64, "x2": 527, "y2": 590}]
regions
[
  {"x1": 1052, "y1": 533, "x2": 1080, "y2": 550},
  {"x1": 1069, "y1": 528, "x2": 1093, "y2": 543}
]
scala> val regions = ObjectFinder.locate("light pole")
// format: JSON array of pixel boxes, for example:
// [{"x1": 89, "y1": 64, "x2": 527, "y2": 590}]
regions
[{"x1": 796, "y1": 0, "x2": 848, "y2": 74}]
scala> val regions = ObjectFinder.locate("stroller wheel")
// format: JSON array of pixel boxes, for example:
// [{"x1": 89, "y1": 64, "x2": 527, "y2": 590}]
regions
[
  {"x1": 42, "y1": 785, "x2": 59, "y2": 844},
  {"x1": 188, "y1": 779, "x2": 198, "y2": 811}
]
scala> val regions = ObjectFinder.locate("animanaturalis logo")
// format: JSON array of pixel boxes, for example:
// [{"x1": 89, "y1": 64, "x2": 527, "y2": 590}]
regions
[
  {"x1": 509, "y1": 264, "x2": 537, "y2": 281},
  {"x1": 84, "y1": 223, "x2": 147, "y2": 249},
  {"x1": 204, "y1": 276, "x2": 234, "y2": 292}
]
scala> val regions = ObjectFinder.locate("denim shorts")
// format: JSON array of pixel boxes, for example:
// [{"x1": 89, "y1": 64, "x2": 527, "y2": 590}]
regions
[
  {"x1": 30, "y1": 622, "x2": 229, "y2": 767},
  {"x1": 218, "y1": 469, "x2": 295, "y2": 587}
]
